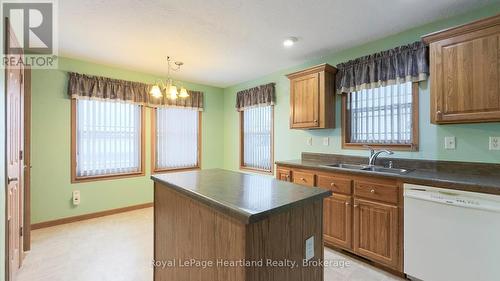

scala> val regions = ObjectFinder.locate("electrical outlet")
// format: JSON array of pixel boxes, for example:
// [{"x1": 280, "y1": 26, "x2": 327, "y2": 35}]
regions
[
  {"x1": 323, "y1": 137, "x2": 329, "y2": 146},
  {"x1": 305, "y1": 236, "x2": 314, "y2": 261},
  {"x1": 490, "y1": 137, "x2": 500, "y2": 150},
  {"x1": 72, "y1": 190, "x2": 81, "y2": 206},
  {"x1": 307, "y1": 137, "x2": 312, "y2": 146},
  {"x1": 444, "y1": 136, "x2": 456, "y2": 150}
]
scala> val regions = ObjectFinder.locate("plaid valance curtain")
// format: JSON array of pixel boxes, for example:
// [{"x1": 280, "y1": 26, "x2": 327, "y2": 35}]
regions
[
  {"x1": 235, "y1": 83, "x2": 275, "y2": 111},
  {"x1": 68, "y1": 72, "x2": 204, "y2": 110},
  {"x1": 336, "y1": 41, "x2": 429, "y2": 94}
]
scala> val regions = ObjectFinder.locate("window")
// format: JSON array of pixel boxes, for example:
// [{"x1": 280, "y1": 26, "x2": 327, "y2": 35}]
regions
[
  {"x1": 240, "y1": 106, "x2": 273, "y2": 173},
  {"x1": 342, "y1": 81, "x2": 418, "y2": 150},
  {"x1": 71, "y1": 99, "x2": 144, "y2": 182},
  {"x1": 152, "y1": 107, "x2": 201, "y2": 172}
]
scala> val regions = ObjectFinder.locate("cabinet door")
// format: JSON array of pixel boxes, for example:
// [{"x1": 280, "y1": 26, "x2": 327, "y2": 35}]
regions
[
  {"x1": 276, "y1": 168, "x2": 292, "y2": 182},
  {"x1": 431, "y1": 26, "x2": 500, "y2": 123},
  {"x1": 353, "y1": 198, "x2": 399, "y2": 269},
  {"x1": 290, "y1": 73, "x2": 320, "y2": 128},
  {"x1": 324, "y1": 194, "x2": 352, "y2": 250}
]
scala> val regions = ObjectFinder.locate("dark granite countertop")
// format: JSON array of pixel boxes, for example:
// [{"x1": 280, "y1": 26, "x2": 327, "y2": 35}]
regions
[
  {"x1": 276, "y1": 155, "x2": 500, "y2": 196},
  {"x1": 151, "y1": 169, "x2": 332, "y2": 224}
]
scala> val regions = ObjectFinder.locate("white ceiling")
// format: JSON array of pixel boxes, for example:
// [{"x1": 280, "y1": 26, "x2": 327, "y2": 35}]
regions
[{"x1": 59, "y1": 0, "x2": 495, "y2": 87}]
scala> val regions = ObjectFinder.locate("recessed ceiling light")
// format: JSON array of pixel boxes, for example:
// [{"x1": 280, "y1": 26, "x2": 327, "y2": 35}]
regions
[{"x1": 283, "y1": 37, "x2": 298, "y2": 48}]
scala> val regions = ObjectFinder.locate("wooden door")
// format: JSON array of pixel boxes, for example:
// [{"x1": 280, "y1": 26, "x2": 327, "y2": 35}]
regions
[
  {"x1": 324, "y1": 194, "x2": 352, "y2": 250},
  {"x1": 6, "y1": 20, "x2": 25, "y2": 281},
  {"x1": 276, "y1": 168, "x2": 292, "y2": 182},
  {"x1": 290, "y1": 73, "x2": 319, "y2": 128},
  {"x1": 353, "y1": 198, "x2": 398, "y2": 269},
  {"x1": 431, "y1": 25, "x2": 500, "y2": 123}
]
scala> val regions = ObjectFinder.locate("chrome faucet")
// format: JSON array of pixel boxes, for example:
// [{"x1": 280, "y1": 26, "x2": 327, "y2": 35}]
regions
[{"x1": 365, "y1": 145, "x2": 394, "y2": 166}]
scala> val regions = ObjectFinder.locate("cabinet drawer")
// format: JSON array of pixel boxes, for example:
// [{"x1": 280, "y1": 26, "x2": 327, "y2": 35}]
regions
[
  {"x1": 292, "y1": 171, "x2": 315, "y2": 187},
  {"x1": 354, "y1": 181, "x2": 398, "y2": 204},
  {"x1": 317, "y1": 175, "x2": 352, "y2": 195}
]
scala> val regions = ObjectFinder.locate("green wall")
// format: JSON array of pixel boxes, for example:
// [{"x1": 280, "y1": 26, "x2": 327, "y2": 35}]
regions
[
  {"x1": 223, "y1": 4, "x2": 500, "y2": 172},
  {"x1": 30, "y1": 57, "x2": 225, "y2": 224},
  {"x1": 29, "y1": 4, "x2": 500, "y2": 226}
]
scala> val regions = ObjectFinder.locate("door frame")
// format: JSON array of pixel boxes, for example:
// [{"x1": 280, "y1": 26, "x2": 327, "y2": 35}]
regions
[{"x1": 22, "y1": 68, "x2": 30, "y2": 252}]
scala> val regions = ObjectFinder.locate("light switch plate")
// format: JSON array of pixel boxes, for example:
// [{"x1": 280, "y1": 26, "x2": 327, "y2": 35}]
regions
[
  {"x1": 305, "y1": 236, "x2": 314, "y2": 261},
  {"x1": 490, "y1": 137, "x2": 500, "y2": 150},
  {"x1": 307, "y1": 137, "x2": 312, "y2": 146},
  {"x1": 444, "y1": 136, "x2": 456, "y2": 150},
  {"x1": 323, "y1": 137, "x2": 329, "y2": 146}
]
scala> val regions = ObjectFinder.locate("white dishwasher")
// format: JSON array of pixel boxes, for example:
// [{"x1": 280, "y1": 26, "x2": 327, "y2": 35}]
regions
[{"x1": 404, "y1": 184, "x2": 500, "y2": 281}]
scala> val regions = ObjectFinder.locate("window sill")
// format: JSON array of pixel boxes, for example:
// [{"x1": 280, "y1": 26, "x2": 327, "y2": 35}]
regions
[
  {"x1": 152, "y1": 166, "x2": 200, "y2": 174},
  {"x1": 71, "y1": 171, "x2": 145, "y2": 183},
  {"x1": 342, "y1": 142, "x2": 418, "y2": 152},
  {"x1": 239, "y1": 166, "x2": 274, "y2": 176}
]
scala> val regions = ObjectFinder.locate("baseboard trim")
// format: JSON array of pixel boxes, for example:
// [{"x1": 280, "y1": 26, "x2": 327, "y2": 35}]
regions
[{"x1": 31, "y1": 202, "x2": 154, "y2": 230}]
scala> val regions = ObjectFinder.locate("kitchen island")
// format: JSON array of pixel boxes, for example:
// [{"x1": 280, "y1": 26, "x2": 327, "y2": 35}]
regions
[{"x1": 151, "y1": 169, "x2": 331, "y2": 281}]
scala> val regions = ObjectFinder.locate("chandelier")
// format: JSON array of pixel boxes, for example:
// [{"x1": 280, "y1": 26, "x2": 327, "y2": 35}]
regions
[{"x1": 150, "y1": 56, "x2": 188, "y2": 100}]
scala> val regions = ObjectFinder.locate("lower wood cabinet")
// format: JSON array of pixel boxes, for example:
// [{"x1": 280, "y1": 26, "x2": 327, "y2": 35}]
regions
[
  {"x1": 353, "y1": 198, "x2": 399, "y2": 269},
  {"x1": 324, "y1": 194, "x2": 352, "y2": 250},
  {"x1": 276, "y1": 165, "x2": 402, "y2": 273},
  {"x1": 276, "y1": 168, "x2": 292, "y2": 182},
  {"x1": 292, "y1": 170, "x2": 315, "y2": 187}
]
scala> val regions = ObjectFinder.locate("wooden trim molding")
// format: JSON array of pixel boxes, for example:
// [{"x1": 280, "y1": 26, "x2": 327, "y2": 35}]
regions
[
  {"x1": 70, "y1": 100, "x2": 146, "y2": 183},
  {"x1": 341, "y1": 82, "x2": 419, "y2": 151},
  {"x1": 150, "y1": 108, "x2": 202, "y2": 173},
  {"x1": 31, "y1": 202, "x2": 154, "y2": 230},
  {"x1": 422, "y1": 14, "x2": 500, "y2": 44},
  {"x1": 239, "y1": 107, "x2": 274, "y2": 175},
  {"x1": 23, "y1": 67, "x2": 31, "y2": 252}
]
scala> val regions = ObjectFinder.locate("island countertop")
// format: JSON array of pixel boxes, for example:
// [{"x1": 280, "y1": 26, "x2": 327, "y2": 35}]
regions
[{"x1": 151, "y1": 169, "x2": 331, "y2": 224}]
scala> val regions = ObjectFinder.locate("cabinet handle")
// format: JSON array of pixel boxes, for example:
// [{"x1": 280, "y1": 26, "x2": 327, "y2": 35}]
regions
[
  {"x1": 345, "y1": 202, "x2": 350, "y2": 206},
  {"x1": 354, "y1": 204, "x2": 359, "y2": 208},
  {"x1": 370, "y1": 189, "x2": 375, "y2": 193}
]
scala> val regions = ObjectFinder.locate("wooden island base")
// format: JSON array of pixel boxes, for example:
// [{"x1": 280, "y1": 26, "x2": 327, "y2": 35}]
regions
[{"x1": 154, "y1": 182, "x2": 325, "y2": 281}]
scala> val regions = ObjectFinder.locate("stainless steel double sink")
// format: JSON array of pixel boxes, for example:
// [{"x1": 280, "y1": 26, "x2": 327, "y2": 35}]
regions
[{"x1": 321, "y1": 163, "x2": 411, "y2": 175}]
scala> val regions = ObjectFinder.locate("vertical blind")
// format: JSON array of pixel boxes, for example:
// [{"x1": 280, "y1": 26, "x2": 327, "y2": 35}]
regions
[
  {"x1": 155, "y1": 108, "x2": 199, "y2": 169},
  {"x1": 347, "y1": 81, "x2": 413, "y2": 144},
  {"x1": 76, "y1": 99, "x2": 141, "y2": 177},
  {"x1": 242, "y1": 106, "x2": 272, "y2": 171}
]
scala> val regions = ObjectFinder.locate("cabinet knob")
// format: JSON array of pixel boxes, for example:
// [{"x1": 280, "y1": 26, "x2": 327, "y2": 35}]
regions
[
  {"x1": 354, "y1": 204, "x2": 359, "y2": 208},
  {"x1": 370, "y1": 189, "x2": 375, "y2": 193},
  {"x1": 330, "y1": 182, "x2": 335, "y2": 187},
  {"x1": 300, "y1": 177, "x2": 305, "y2": 181},
  {"x1": 314, "y1": 119, "x2": 318, "y2": 123},
  {"x1": 345, "y1": 202, "x2": 350, "y2": 206}
]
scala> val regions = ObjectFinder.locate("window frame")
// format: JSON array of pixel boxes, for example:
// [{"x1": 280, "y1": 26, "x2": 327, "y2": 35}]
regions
[
  {"x1": 239, "y1": 106, "x2": 274, "y2": 175},
  {"x1": 70, "y1": 99, "x2": 146, "y2": 183},
  {"x1": 341, "y1": 82, "x2": 419, "y2": 151},
  {"x1": 150, "y1": 108, "x2": 202, "y2": 174}
]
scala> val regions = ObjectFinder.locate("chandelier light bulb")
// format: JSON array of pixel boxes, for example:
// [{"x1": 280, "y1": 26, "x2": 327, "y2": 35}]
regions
[{"x1": 150, "y1": 85, "x2": 162, "y2": 98}]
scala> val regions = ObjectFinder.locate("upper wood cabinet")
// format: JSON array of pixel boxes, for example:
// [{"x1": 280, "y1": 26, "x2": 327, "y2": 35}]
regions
[
  {"x1": 286, "y1": 64, "x2": 337, "y2": 129},
  {"x1": 423, "y1": 15, "x2": 500, "y2": 124}
]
